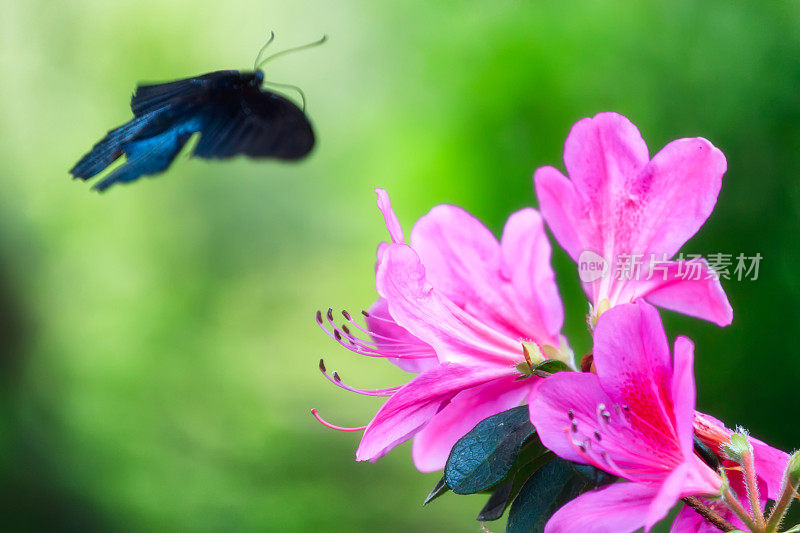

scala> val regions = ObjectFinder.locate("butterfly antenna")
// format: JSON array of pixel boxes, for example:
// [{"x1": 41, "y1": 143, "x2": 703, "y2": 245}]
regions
[
  {"x1": 253, "y1": 31, "x2": 276, "y2": 70},
  {"x1": 263, "y1": 80, "x2": 307, "y2": 111},
  {"x1": 256, "y1": 35, "x2": 328, "y2": 70}
]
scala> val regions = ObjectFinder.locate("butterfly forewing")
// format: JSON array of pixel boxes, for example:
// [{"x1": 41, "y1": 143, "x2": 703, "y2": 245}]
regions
[{"x1": 130, "y1": 71, "x2": 239, "y2": 116}]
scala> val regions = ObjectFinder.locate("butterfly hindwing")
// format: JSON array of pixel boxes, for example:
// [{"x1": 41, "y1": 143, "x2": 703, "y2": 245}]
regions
[
  {"x1": 92, "y1": 117, "x2": 201, "y2": 191},
  {"x1": 193, "y1": 86, "x2": 314, "y2": 161},
  {"x1": 71, "y1": 102, "x2": 202, "y2": 181},
  {"x1": 238, "y1": 89, "x2": 315, "y2": 159}
]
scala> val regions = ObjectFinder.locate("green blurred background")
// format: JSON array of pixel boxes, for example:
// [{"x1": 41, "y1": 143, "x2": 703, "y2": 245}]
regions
[{"x1": 1, "y1": 0, "x2": 799, "y2": 531}]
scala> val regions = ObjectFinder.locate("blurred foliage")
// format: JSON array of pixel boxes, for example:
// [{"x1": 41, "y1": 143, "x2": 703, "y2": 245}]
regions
[{"x1": 0, "y1": 0, "x2": 798, "y2": 530}]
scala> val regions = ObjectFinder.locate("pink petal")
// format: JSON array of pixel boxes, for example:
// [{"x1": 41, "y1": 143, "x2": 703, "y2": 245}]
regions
[
  {"x1": 751, "y1": 437, "x2": 790, "y2": 500},
  {"x1": 671, "y1": 336, "x2": 697, "y2": 459},
  {"x1": 629, "y1": 260, "x2": 733, "y2": 326},
  {"x1": 670, "y1": 505, "x2": 719, "y2": 533},
  {"x1": 631, "y1": 138, "x2": 726, "y2": 259},
  {"x1": 562, "y1": 112, "x2": 650, "y2": 215},
  {"x1": 529, "y1": 371, "x2": 610, "y2": 465},
  {"x1": 671, "y1": 469, "x2": 758, "y2": 532},
  {"x1": 411, "y1": 375, "x2": 530, "y2": 472},
  {"x1": 541, "y1": 113, "x2": 650, "y2": 274},
  {"x1": 409, "y1": 205, "x2": 505, "y2": 329},
  {"x1": 593, "y1": 303, "x2": 679, "y2": 443},
  {"x1": 646, "y1": 463, "x2": 689, "y2": 531},
  {"x1": 533, "y1": 165, "x2": 586, "y2": 260},
  {"x1": 356, "y1": 363, "x2": 510, "y2": 462},
  {"x1": 375, "y1": 188, "x2": 404, "y2": 244},
  {"x1": 544, "y1": 482, "x2": 658, "y2": 533},
  {"x1": 365, "y1": 298, "x2": 438, "y2": 374},
  {"x1": 409, "y1": 204, "x2": 498, "y2": 303},
  {"x1": 499, "y1": 208, "x2": 564, "y2": 344},
  {"x1": 409, "y1": 205, "x2": 562, "y2": 344},
  {"x1": 375, "y1": 243, "x2": 521, "y2": 366}
]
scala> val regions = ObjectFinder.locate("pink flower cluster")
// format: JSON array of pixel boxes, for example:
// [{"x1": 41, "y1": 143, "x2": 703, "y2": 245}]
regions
[{"x1": 314, "y1": 113, "x2": 790, "y2": 532}]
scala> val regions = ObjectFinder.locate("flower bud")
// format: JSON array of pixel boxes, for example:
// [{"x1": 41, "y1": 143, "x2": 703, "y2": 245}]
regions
[
  {"x1": 722, "y1": 428, "x2": 752, "y2": 463},
  {"x1": 786, "y1": 450, "x2": 800, "y2": 485}
]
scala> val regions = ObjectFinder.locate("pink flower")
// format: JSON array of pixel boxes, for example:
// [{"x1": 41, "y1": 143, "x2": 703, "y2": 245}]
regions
[
  {"x1": 315, "y1": 189, "x2": 568, "y2": 471},
  {"x1": 530, "y1": 302, "x2": 721, "y2": 532},
  {"x1": 534, "y1": 112, "x2": 732, "y2": 326}
]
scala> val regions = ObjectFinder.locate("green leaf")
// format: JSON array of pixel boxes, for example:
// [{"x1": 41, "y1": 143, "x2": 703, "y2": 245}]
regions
[
  {"x1": 423, "y1": 476, "x2": 449, "y2": 505},
  {"x1": 477, "y1": 480, "x2": 514, "y2": 522},
  {"x1": 533, "y1": 359, "x2": 572, "y2": 374},
  {"x1": 477, "y1": 452, "x2": 555, "y2": 522},
  {"x1": 506, "y1": 459, "x2": 614, "y2": 533},
  {"x1": 444, "y1": 406, "x2": 537, "y2": 494},
  {"x1": 571, "y1": 463, "x2": 617, "y2": 487}
]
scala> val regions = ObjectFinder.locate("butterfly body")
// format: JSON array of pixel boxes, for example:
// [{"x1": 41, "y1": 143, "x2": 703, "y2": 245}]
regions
[{"x1": 71, "y1": 69, "x2": 315, "y2": 191}]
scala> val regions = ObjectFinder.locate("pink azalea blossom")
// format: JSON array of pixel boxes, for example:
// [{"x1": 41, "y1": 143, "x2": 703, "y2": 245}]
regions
[
  {"x1": 534, "y1": 112, "x2": 733, "y2": 326},
  {"x1": 315, "y1": 189, "x2": 568, "y2": 471},
  {"x1": 530, "y1": 302, "x2": 722, "y2": 532}
]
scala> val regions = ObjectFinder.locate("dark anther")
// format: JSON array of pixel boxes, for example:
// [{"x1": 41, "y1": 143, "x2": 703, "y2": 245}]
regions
[
  {"x1": 342, "y1": 310, "x2": 352, "y2": 321},
  {"x1": 334, "y1": 330, "x2": 342, "y2": 341},
  {"x1": 319, "y1": 358, "x2": 326, "y2": 372},
  {"x1": 568, "y1": 409, "x2": 575, "y2": 420},
  {"x1": 571, "y1": 420, "x2": 578, "y2": 433},
  {"x1": 578, "y1": 442, "x2": 587, "y2": 452},
  {"x1": 594, "y1": 430, "x2": 602, "y2": 442},
  {"x1": 332, "y1": 371, "x2": 341, "y2": 382},
  {"x1": 601, "y1": 410, "x2": 611, "y2": 423},
  {"x1": 341, "y1": 325, "x2": 351, "y2": 336},
  {"x1": 315, "y1": 310, "x2": 323, "y2": 324},
  {"x1": 327, "y1": 308, "x2": 334, "y2": 322},
  {"x1": 361, "y1": 310, "x2": 370, "y2": 317}
]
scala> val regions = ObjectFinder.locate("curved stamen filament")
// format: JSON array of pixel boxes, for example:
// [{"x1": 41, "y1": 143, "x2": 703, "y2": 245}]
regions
[
  {"x1": 316, "y1": 309, "x2": 436, "y2": 360},
  {"x1": 311, "y1": 409, "x2": 367, "y2": 432},
  {"x1": 318, "y1": 359, "x2": 401, "y2": 397}
]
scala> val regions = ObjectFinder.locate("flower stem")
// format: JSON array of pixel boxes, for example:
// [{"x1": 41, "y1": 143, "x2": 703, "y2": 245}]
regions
[
  {"x1": 722, "y1": 484, "x2": 762, "y2": 532},
  {"x1": 681, "y1": 497, "x2": 736, "y2": 532},
  {"x1": 764, "y1": 453, "x2": 800, "y2": 533},
  {"x1": 742, "y1": 446, "x2": 767, "y2": 530}
]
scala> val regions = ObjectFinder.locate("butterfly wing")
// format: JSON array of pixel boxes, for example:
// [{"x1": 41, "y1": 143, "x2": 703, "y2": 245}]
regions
[
  {"x1": 193, "y1": 87, "x2": 315, "y2": 161},
  {"x1": 92, "y1": 120, "x2": 198, "y2": 192},
  {"x1": 130, "y1": 70, "x2": 240, "y2": 116}
]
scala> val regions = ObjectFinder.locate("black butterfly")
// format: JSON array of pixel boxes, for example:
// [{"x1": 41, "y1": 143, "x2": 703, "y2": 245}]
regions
[{"x1": 70, "y1": 34, "x2": 325, "y2": 192}]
